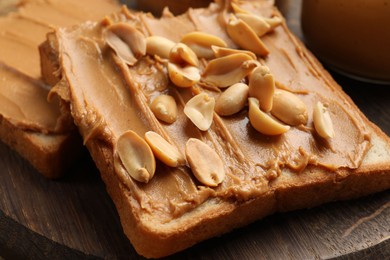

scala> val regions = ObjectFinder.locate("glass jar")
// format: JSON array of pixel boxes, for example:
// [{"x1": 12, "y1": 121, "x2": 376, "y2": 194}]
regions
[{"x1": 301, "y1": 0, "x2": 390, "y2": 84}]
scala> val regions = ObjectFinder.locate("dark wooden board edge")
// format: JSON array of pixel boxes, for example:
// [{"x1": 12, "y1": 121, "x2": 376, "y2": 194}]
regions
[{"x1": 1, "y1": 193, "x2": 390, "y2": 260}]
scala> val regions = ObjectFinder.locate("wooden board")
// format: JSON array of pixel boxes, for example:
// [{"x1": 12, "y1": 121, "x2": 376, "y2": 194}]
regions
[{"x1": 1, "y1": 1, "x2": 390, "y2": 259}]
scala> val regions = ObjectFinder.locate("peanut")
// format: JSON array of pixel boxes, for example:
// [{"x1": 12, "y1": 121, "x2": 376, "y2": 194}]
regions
[
  {"x1": 215, "y1": 83, "x2": 249, "y2": 116},
  {"x1": 169, "y1": 42, "x2": 199, "y2": 66},
  {"x1": 150, "y1": 94, "x2": 177, "y2": 124},
  {"x1": 181, "y1": 31, "x2": 227, "y2": 59},
  {"x1": 168, "y1": 63, "x2": 200, "y2": 88},
  {"x1": 184, "y1": 93, "x2": 215, "y2": 131},
  {"x1": 185, "y1": 138, "x2": 225, "y2": 187},
  {"x1": 146, "y1": 36, "x2": 175, "y2": 59},
  {"x1": 226, "y1": 15, "x2": 269, "y2": 57},
  {"x1": 313, "y1": 101, "x2": 335, "y2": 139},
  {"x1": 115, "y1": 130, "x2": 155, "y2": 183},
  {"x1": 248, "y1": 65, "x2": 275, "y2": 112},
  {"x1": 145, "y1": 131, "x2": 185, "y2": 167},
  {"x1": 105, "y1": 23, "x2": 146, "y2": 66},
  {"x1": 248, "y1": 97, "x2": 290, "y2": 135},
  {"x1": 271, "y1": 89, "x2": 308, "y2": 126},
  {"x1": 202, "y1": 53, "x2": 258, "y2": 88}
]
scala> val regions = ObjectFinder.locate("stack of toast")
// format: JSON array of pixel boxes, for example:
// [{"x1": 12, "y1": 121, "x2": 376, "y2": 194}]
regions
[
  {"x1": 0, "y1": 0, "x2": 120, "y2": 178},
  {"x1": 1, "y1": 0, "x2": 390, "y2": 258}
]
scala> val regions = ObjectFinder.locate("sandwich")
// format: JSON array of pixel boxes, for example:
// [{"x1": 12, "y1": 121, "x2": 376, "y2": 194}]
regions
[
  {"x1": 0, "y1": 0, "x2": 120, "y2": 178},
  {"x1": 41, "y1": 0, "x2": 390, "y2": 257}
]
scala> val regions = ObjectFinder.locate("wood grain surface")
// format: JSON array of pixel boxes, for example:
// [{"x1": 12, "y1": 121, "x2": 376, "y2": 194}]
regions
[{"x1": 1, "y1": 1, "x2": 390, "y2": 259}]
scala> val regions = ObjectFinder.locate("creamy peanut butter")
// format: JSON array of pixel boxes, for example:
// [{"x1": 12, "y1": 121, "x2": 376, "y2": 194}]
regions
[
  {"x1": 0, "y1": 0, "x2": 119, "y2": 133},
  {"x1": 55, "y1": 2, "x2": 371, "y2": 222}
]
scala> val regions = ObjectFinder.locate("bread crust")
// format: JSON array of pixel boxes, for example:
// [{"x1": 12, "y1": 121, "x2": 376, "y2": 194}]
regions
[{"x1": 0, "y1": 114, "x2": 83, "y2": 178}]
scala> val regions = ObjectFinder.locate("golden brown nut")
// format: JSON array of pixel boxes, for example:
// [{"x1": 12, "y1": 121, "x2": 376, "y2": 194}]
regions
[
  {"x1": 185, "y1": 138, "x2": 225, "y2": 187},
  {"x1": 184, "y1": 93, "x2": 215, "y2": 131},
  {"x1": 248, "y1": 65, "x2": 275, "y2": 112},
  {"x1": 181, "y1": 31, "x2": 227, "y2": 59},
  {"x1": 215, "y1": 83, "x2": 249, "y2": 116},
  {"x1": 150, "y1": 94, "x2": 178, "y2": 124},
  {"x1": 105, "y1": 22, "x2": 146, "y2": 65},
  {"x1": 202, "y1": 53, "x2": 258, "y2": 88},
  {"x1": 115, "y1": 130, "x2": 156, "y2": 183},
  {"x1": 168, "y1": 63, "x2": 200, "y2": 88},
  {"x1": 248, "y1": 97, "x2": 290, "y2": 135},
  {"x1": 145, "y1": 131, "x2": 185, "y2": 167},
  {"x1": 226, "y1": 15, "x2": 269, "y2": 56},
  {"x1": 271, "y1": 89, "x2": 308, "y2": 126}
]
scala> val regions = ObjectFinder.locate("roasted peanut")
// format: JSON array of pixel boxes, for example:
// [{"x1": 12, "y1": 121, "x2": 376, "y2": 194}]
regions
[
  {"x1": 248, "y1": 97, "x2": 290, "y2": 135},
  {"x1": 231, "y1": 2, "x2": 250, "y2": 14},
  {"x1": 105, "y1": 23, "x2": 146, "y2": 66},
  {"x1": 211, "y1": 45, "x2": 257, "y2": 60},
  {"x1": 168, "y1": 63, "x2": 200, "y2": 88},
  {"x1": 115, "y1": 130, "x2": 155, "y2": 183},
  {"x1": 313, "y1": 101, "x2": 335, "y2": 139},
  {"x1": 150, "y1": 94, "x2": 177, "y2": 124},
  {"x1": 215, "y1": 83, "x2": 249, "y2": 116},
  {"x1": 226, "y1": 15, "x2": 269, "y2": 57},
  {"x1": 169, "y1": 42, "x2": 199, "y2": 66},
  {"x1": 271, "y1": 89, "x2": 308, "y2": 126},
  {"x1": 145, "y1": 131, "x2": 185, "y2": 167},
  {"x1": 181, "y1": 31, "x2": 227, "y2": 59},
  {"x1": 236, "y1": 13, "x2": 271, "y2": 37},
  {"x1": 248, "y1": 65, "x2": 275, "y2": 112},
  {"x1": 146, "y1": 36, "x2": 175, "y2": 59},
  {"x1": 265, "y1": 16, "x2": 283, "y2": 30},
  {"x1": 185, "y1": 138, "x2": 225, "y2": 187},
  {"x1": 184, "y1": 93, "x2": 215, "y2": 131},
  {"x1": 202, "y1": 53, "x2": 258, "y2": 88}
]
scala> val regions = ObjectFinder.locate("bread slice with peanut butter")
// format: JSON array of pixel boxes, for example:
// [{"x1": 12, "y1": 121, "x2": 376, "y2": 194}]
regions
[
  {"x1": 41, "y1": 0, "x2": 390, "y2": 257},
  {"x1": 0, "y1": 0, "x2": 120, "y2": 177}
]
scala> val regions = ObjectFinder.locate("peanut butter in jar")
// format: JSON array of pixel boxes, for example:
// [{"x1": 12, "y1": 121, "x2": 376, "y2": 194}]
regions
[{"x1": 301, "y1": 0, "x2": 390, "y2": 83}]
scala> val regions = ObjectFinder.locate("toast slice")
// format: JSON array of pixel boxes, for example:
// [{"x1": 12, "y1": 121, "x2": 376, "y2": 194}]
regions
[
  {"x1": 44, "y1": 0, "x2": 390, "y2": 257},
  {"x1": 0, "y1": 0, "x2": 120, "y2": 177}
]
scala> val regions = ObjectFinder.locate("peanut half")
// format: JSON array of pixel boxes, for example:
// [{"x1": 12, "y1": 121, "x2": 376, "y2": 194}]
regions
[
  {"x1": 313, "y1": 101, "x2": 335, "y2": 139},
  {"x1": 271, "y1": 89, "x2": 308, "y2": 126},
  {"x1": 150, "y1": 94, "x2": 177, "y2": 124},
  {"x1": 215, "y1": 82, "x2": 249, "y2": 116},
  {"x1": 236, "y1": 13, "x2": 271, "y2": 37},
  {"x1": 146, "y1": 36, "x2": 175, "y2": 59},
  {"x1": 169, "y1": 42, "x2": 199, "y2": 66},
  {"x1": 184, "y1": 93, "x2": 215, "y2": 131},
  {"x1": 145, "y1": 131, "x2": 185, "y2": 167},
  {"x1": 105, "y1": 22, "x2": 146, "y2": 66},
  {"x1": 211, "y1": 45, "x2": 257, "y2": 60},
  {"x1": 231, "y1": 2, "x2": 250, "y2": 14},
  {"x1": 248, "y1": 65, "x2": 275, "y2": 112},
  {"x1": 265, "y1": 16, "x2": 283, "y2": 30},
  {"x1": 168, "y1": 63, "x2": 200, "y2": 88},
  {"x1": 115, "y1": 130, "x2": 156, "y2": 183},
  {"x1": 226, "y1": 15, "x2": 269, "y2": 57},
  {"x1": 231, "y1": 2, "x2": 282, "y2": 30},
  {"x1": 181, "y1": 31, "x2": 227, "y2": 59},
  {"x1": 202, "y1": 53, "x2": 258, "y2": 88},
  {"x1": 185, "y1": 138, "x2": 225, "y2": 187},
  {"x1": 248, "y1": 97, "x2": 290, "y2": 135}
]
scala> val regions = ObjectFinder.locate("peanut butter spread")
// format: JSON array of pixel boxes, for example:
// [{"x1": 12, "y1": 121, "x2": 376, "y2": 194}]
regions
[
  {"x1": 55, "y1": 2, "x2": 371, "y2": 222},
  {"x1": 0, "y1": 0, "x2": 119, "y2": 133}
]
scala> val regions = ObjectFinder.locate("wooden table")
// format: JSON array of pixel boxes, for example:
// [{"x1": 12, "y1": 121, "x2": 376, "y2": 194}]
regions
[{"x1": 1, "y1": 1, "x2": 389, "y2": 259}]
